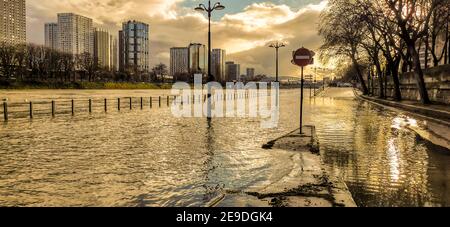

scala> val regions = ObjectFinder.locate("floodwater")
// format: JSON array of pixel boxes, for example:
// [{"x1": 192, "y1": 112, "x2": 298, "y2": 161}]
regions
[{"x1": 0, "y1": 88, "x2": 448, "y2": 207}]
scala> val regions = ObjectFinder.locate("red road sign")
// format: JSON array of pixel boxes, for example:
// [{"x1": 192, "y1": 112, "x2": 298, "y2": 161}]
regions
[{"x1": 292, "y1": 47, "x2": 314, "y2": 67}]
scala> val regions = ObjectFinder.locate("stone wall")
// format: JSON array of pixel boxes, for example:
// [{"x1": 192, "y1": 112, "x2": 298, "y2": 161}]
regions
[{"x1": 371, "y1": 64, "x2": 450, "y2": 104}]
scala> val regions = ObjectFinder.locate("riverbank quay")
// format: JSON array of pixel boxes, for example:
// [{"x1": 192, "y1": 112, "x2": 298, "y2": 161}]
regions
[
  {"x1": 210, "y1": 126, "x2": 357, "y2": 207},
  {"x1": 355, "y1": 90, "x2": 450, "y2": 127}
]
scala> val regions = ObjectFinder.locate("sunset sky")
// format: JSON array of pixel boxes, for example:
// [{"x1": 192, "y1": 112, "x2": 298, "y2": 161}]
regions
[{"x1": 26, "y1": 0, "x2": 328, "y2": 77}]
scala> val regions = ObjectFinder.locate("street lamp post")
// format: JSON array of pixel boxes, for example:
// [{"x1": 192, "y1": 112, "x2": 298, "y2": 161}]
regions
[
  {"x1": 195, "y1": 1, "x2": 225, "y2": 120},
  {"x1": 269, "y1": 42, "x2": 285, "y2": 83}
]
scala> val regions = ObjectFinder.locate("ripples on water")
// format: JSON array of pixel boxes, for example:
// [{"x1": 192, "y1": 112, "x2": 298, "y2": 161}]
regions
[{"x1": 0, "y1": 88, "x2": 448, "y2": 207}]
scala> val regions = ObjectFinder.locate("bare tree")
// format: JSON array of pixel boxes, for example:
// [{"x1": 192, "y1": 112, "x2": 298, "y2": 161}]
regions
[
  {"x1": 77, "y1": 52, "x2": 98, "y2": 82},
  {"x1": 381, "y1": 0, "x2": 447, "y2": 104},
  {"x1": 319, "y1": 0, "x2": 369, "y2": 94},
  {"x1": 0, "y1": 42, "x2": 17, "y2": 79}
]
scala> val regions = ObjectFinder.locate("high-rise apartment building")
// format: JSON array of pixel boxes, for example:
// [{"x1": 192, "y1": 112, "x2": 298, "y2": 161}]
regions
[
  {"x1": 57, "y1": 13, "x2": 94, "y2": 55},
  {"x1": 44, "y1": 23, "x2": 58, "y2": 50},
  {"x1": 211, "y1": 49, "x2": 226, "y2": 83},
  {"x1": 170, "y1": 47, "x2": 189, "y2": 80},
  {"x1": 189, "y1": 43, "x2": 206, "y2": 75},
  {"x1": 246, "y1": 68, "x2": 255, "y2": 80},
  {"x1": 94, "y1": 28, "x2": 117, "y2": 70},
  {"x1": 226, "y1": 61, "x2": 240, "y2": 82},
  {"x1": 119, "y1": 20, "x2": 149, "y2": 73},
  {"x1": 0, "y1": 0, "x2": 26, "y2": 45}
]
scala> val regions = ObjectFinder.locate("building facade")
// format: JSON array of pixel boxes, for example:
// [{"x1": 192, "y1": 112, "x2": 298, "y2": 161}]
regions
[
  {"x1": 170, "y1": 47, "x2": 189, "y2": 81},
  {"x1": 226, "y1": 61, "x2": 240, "y2": 82},
  {"x1": 57, "y1": 13, "x2": 94, "y2": 55},
  {"x1": 94, "y1": 28, "x2": 117, "y2": 70},
  {"x1": 119, "y1": 20, "x2": 149, "y2": 73},
  {"x1": 246, "y1": 68, "x2": 255, "y2": 81},
  {"x1": 211, "y1": 49, "x2": 226, "y2": 83},
  {"x1": 189, "y1": 43, "x2": 206, "y2": 75},
  {"x1": 0, "y1": 0, "x2": 26, "y2": 45},
  {"x1": 44, "y1": 23, "x2": 58, "y2": 50}
]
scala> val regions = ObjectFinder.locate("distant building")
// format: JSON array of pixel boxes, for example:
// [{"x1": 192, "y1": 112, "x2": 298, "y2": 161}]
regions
[
  {"x1": 119, "y1": 20, "x2": 149, "y2": 73},
  {"x1": 418, "y1": 32, "x2": 447, "y2": 69},
  {"x1": 94, "y1": 28, "x2": 117, "y2": 70},
  {"x1": 226, "y1": 61, "x2": 240, "y2": 82},
  {"x1": 45, "y1": 23, "x2": 58, "y2": 50},
  {"x1": 57, "y1": 13, "x2": 94, "y2": 55},
  {"x1": 170, "y1": 47, "x2": 189, "y2": 80},
  {"x1": 0, "y1": 0, "x2": 26, "y2": 45},
  {"x1": 211, "y1": 49, "x2": 226, "y2": 83},
  {"x1": 189, "y1": 43, "x2": 206, "y2": 75},
  {"x1": 110, "y1": 37, "x2": 118, "y2": 71},
  {"x1": 246, "y1": 68, "x2": 255, "y2": 80}
]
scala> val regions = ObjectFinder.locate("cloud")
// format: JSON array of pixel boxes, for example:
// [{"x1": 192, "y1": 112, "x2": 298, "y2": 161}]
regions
[{"x1": 26, "y1": 0, "x2": 327, "y2": 77}]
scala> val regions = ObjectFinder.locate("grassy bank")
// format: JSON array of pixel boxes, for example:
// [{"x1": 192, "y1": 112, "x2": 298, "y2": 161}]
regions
[{"x1": 0, "y1": 81, "x2": 173, "y2": 90}]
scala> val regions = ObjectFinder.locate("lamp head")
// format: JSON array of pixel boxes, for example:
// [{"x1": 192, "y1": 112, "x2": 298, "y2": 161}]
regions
[
  {"x1": 195, "y1": 5, "x2": 205, "y2": 12},
  {"x1": 215, "y1": 3, "x2": 225, "y2": 10}
]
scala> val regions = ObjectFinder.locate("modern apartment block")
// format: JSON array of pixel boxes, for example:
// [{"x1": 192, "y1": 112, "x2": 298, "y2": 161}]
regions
[
  {"x1": 170, "y1": 47, "x2": 189, "y2": 80},
  {"x1": 246, "y1": 68, "x2": 255, "y2": 80},
  {"x1": 119, "y1": 20, "x2": 149, "y2": 73},
  {"x1": 94, "y1": 28, "x2": 117, "y2": 70},
  {"x1": 44, "y1": 23, "x2": 58, "y2": 50},
  {"x1": 0, "y1": 0, "x2": 26, "y2": 45},
  {"x1": 57, "y1": 13, "x2": 94, "y2": 55},
  {"x1": 226, "y1": 61, "x2": 240, "y2": 82},
  {"x1": 189, "y1": 43, "x2": 206, "y2": 75},
  {"x1": 211, "y1": 49, "x2": 226, "y2": 83}
]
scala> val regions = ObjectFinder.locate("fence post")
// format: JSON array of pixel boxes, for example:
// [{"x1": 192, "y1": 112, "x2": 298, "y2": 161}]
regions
[
  {"x1": 150, "y1": 97, "x2": 153, "y2": 108},
  {"x1": 167, "y1": 96, "x2": 170, "y2": 106},
  {"x1": 129, "y1": 97, "x2": 132, "y2": 110},
  {"x1": 118, "y1": 98, "x2": 121, "y2": 111},
  {"x1": 159, "y1": 96, "x2": 161, "y2": 107},
  {"x1": 104, "y1": 99, "x2": 107, "y2": 112},
  {"x1": 29, "y1": 102, "x2": 33, "y2": 119},
  {"x1": 51, "y1": 100, "x2": 55, "y2": 117},
  {"x1": 89, "y1": 99, "x2": 92, "y2": 113},
  {"x1": 140, "y1": 97, "x2": 143, "y2": 109},
  {"x1": 71, "y1": 99, "x2": 74, "y2": 115},
  {"x1": 3, "y1": 102, "x2": 8, "y2": 122}
]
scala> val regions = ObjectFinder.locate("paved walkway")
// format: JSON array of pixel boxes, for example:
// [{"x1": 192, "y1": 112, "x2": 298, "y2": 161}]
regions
[
  {"x1": 354, "y1": 90, "x2": 450, "y2": 126},
  {"x1": 210, "y1": 126, "x2": 356, "y2": 207}
]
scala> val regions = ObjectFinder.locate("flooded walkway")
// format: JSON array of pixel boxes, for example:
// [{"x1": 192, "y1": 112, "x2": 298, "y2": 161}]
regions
[{"x1": 0, "y1": 88, "x2": 448, "y2": 207}]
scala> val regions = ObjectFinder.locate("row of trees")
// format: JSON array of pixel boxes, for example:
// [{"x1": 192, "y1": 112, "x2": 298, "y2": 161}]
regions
[
  {"x1": 319, "y1": 0, "x2": 450, "y2": 103},
  {"x1": 0, "y1": 42, "x2": 169, "y2": 84}
]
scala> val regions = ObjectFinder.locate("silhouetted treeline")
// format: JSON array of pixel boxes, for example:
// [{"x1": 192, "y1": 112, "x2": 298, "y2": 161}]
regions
[{"x1": 0, "y1": 42, "x2": 168, "y2": 84}]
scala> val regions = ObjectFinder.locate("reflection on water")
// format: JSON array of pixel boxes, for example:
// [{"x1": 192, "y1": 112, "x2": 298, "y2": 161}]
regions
[
  {"x1": 0, "y1": 88, "x2": 449, "y2": 207},
  {"x1": 309, "y1": 89, "x2": 449, "y2": 207}
]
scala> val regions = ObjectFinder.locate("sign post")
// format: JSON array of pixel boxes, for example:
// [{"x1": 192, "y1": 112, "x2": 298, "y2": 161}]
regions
[{"x1": 292, "y1": 47, "x2": 314, "y2": 134}]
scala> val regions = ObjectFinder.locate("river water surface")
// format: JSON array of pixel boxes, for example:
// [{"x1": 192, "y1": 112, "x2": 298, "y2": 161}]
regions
[{"x1": 0, "y1": 88, "x2": 448, "y2": 207}]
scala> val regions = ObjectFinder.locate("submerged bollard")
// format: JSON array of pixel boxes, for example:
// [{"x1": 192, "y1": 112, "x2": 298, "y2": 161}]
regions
[
  {"x1": 129, "y1": 97, "x2": 132, "y2": 110},
  {"x1": 29, "y1": 102, "x2": 33, "y2": 119},
  {"x1": 51, "y1": 100, "x2": 55, "y2": 117},
  {"x1": 71, "y1": 99, "x2": 74, "y2": 115},
  {"x1": 3, "y1": 102, "x2": 8, "y2": 121}
]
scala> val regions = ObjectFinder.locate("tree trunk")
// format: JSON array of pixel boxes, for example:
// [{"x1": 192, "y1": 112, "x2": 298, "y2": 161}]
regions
[
  {"x1": 351, "y1": 57, "x2": 368, "y2": 95},
  {"x1": 408, "y1": 45, "x2": 431, "y2": 104},
  {"x1": 424, "y1": 35, "x2": 429, "y2": 69},
  {"x1": 375, "y1": 63, "x2": 385, "y2": 99},
  {"x1": 390, "y1": 59, "x2": 402, "y2": 101}
]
